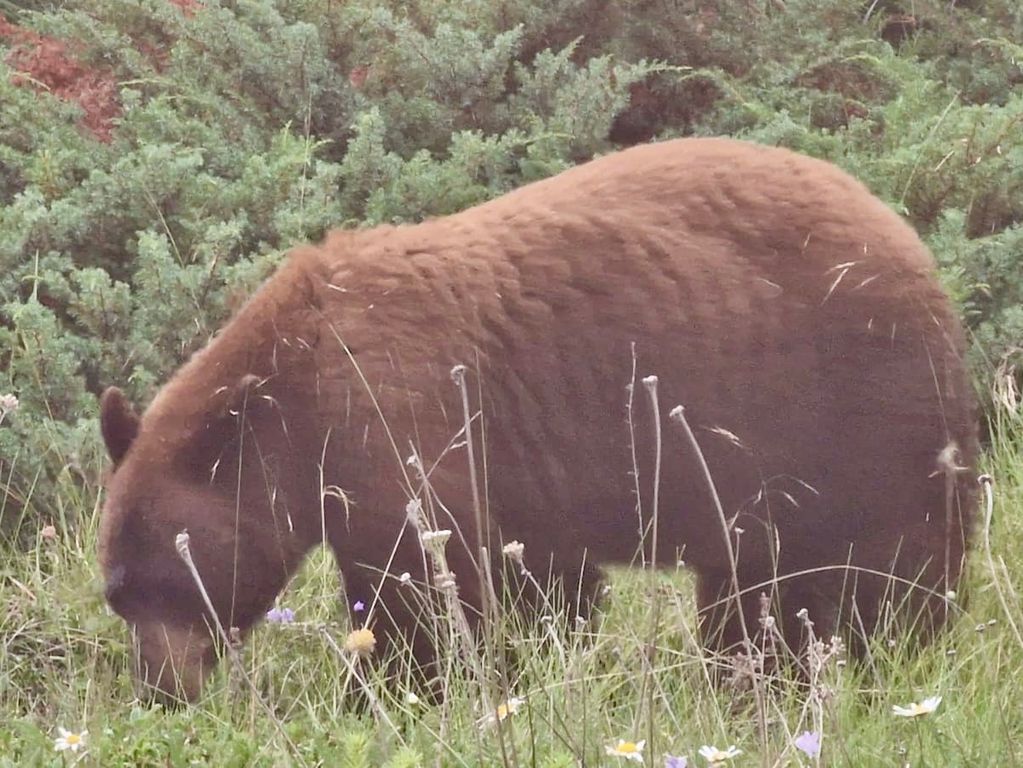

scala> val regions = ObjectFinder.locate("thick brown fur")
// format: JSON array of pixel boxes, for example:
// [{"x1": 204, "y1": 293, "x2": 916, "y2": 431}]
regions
[{"x1": 98, "y1": 138, "x2": 977, "y2": 701}]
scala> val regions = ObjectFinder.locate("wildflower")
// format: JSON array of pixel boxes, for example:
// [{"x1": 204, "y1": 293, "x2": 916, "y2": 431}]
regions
[
  {"x1": 893, "y1": 695, "x2": 941, "y2": 718},
  {"x1": 698, "y1": 745, "x2": 742, "y2": 764},
  {"x1": 494, "y1": 696, "x2": 523, "y2": 720},
  {"x1": 665, "y1": 755, "x2": 689, "y2": 768},
  {"x1": 353, "y1": 600, "x2": 365, "y2": 613},
  {"x1": 265, "y1": 607, "x2": 295, "y2": 624},
  {"x1": 605, "y1": 739, "x2": 645, "y2": 763},
  {"x1": 406, "y1": 692, "x2": 421, "y2": 706},
  {"x1": 40, "y1": 524, "x2": 58, "y2": 541},
  {"x1": 54, "y1": 727, "x2": 87, "y2": 752},
  {"x1": 420, "y1": 529, "x2": 452, "y2": 552},
  {"x1": 794, "y1": 730, "x2": 821, "y2": 758},
  {"x1": 0, "y1": 393, "x2": 18, "y2": 414},
  {"x1": 399, "y1": 571, "x2": 412, "y2": 585},
  {"x1": 478, "y1": 696, "x2": 525, "y2": 728},
  {"x1": 345, "y1": 627, "x2": 376, "y2": 658}
]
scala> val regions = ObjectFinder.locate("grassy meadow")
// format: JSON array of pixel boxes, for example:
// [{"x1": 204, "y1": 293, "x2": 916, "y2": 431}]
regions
[{"x1": 2, "y1": 400, "x2": 1022, "y2": 767}]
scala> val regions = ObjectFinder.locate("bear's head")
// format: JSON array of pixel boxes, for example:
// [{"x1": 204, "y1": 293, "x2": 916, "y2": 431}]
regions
[
  {"x1": 97, "y1": 253, "x2": 328, "y2": 702},
  {"x1": 98, "y1": 385, "x2": 299, "y2": 703}
]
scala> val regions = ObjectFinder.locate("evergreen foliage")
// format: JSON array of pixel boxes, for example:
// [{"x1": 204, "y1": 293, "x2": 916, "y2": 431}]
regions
[{"x1": 1, "y1": 0, "x2": 1021, "y2": 538}]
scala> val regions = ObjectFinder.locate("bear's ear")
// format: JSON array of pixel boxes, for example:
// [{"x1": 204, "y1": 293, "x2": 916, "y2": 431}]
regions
[{"x1": 100, "y1": 387, "x2": 140, "y2": 465}]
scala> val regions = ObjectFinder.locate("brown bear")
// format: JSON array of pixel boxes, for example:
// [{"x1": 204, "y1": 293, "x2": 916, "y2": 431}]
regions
[{"x1": 98, "y1": 138, "x2": 977, "y2": 702}]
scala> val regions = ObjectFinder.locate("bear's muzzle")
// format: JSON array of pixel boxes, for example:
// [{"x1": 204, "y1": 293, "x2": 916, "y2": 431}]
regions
[{"x1": 132, "y1": 621, "x2": 217, "y2": 704}]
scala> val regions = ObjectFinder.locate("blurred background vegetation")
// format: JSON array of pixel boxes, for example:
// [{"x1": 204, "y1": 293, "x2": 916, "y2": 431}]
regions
[{"x1": 1, "y1": 0, "x2": 1021, "y2": 542}]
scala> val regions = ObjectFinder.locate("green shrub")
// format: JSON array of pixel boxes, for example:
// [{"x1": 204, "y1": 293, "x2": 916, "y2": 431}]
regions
[{"x1": 1, "y1": 0, "x2": 1021, "y2": 538}]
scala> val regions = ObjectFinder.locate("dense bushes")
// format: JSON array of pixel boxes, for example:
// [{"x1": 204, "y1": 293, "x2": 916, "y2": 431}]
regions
[{"x1": 1, "y1": 0, "x2": 1021, "y2": 539}]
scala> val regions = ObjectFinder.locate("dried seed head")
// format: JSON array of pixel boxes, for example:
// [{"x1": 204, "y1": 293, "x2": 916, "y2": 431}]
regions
[
  {"x1": 174, "y1": 530, "x2": 191, "y2": 560},
  {"x1": 420, "y1": 529, "x2": 452, "y2": 554},
  {"x1": 344, "y1": 627, "x2": 377, "y2": 658},
  {"x1": 502, "y1": 540, "x2": 525, "y2": 563},
  {"x1": 405, "y1": 498, "x2": 424, "y2": 529},
  {"x1": 436, "y1": 571, "x2": 458, "y2": 592}
]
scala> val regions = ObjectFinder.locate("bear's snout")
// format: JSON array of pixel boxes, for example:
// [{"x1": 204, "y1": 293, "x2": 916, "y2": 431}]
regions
[{"x1": 132, "y1": 621, "x2": 217, "y2": 704}]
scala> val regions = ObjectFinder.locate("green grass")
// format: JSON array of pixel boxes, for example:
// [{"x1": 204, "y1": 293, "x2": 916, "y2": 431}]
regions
[{"x1": 3, "y1": 413, "x2": 1023, "y2": 767}]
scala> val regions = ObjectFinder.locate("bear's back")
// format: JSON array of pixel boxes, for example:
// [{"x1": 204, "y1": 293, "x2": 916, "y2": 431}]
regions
[{"x1": 301, "y1": 138, "x2": 974, "y2": 584}]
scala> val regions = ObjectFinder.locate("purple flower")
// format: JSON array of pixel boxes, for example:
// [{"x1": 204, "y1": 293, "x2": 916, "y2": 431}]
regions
[
  {"x1": 794, "y1": 730, "x2": 821, "y2": 758},
  {"x1": 266, "y1": 607, "x2": 295, "y2": 624},
  {"x1": 353, "y1": 600, "x2": 365, "y2": 613},
  {"x1": 665, "y1": 755, "x2": 688, "y2": 768}
]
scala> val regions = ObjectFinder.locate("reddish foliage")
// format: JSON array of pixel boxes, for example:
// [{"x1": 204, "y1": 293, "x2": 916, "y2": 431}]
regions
[
  {"x1": 169, "y1": 0, "x2": 201, "y2": 18},
  {"x1": 348, "y1": 65, "x2": 370, "y2": 91},
  {"x1": 1, "y1": 15, "x2": 121, "y2": 141}
]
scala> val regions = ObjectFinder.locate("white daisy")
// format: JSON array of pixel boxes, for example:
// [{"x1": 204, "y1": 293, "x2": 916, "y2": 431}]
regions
[
  {"x1": 698, "y1": 744, "x2": 742, "y2": 764},
  {"x1": 893, "y1": 695, "x2": 942, "y2": 718},
  {"x1": 605, "y1": 739, "x2": 645, "y2": 763},
  {"x1": 54, "y1": 727, "x2": 88, "y2": 752}
]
